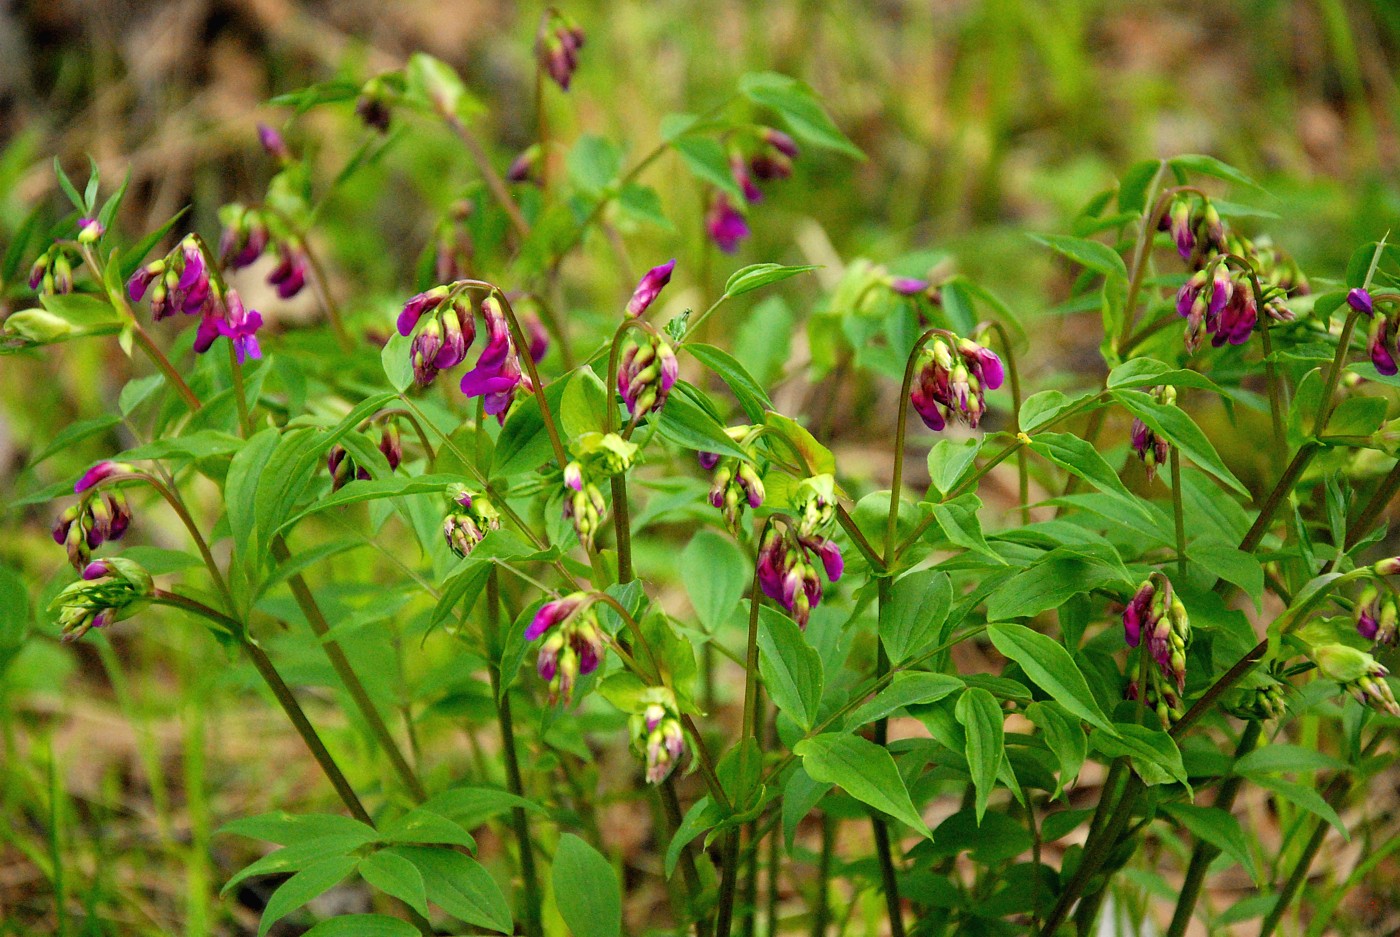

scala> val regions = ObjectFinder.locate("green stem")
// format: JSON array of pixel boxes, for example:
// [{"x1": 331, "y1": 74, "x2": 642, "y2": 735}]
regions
[
  {"x1": 1165, "y1": 722, "x2": 1263, "y2": 937},
  {"x1": 486, "y1": 571, "x2": 543, "y2": 937},
  {"x1": 270, "y1": 536, "x2": 427, "y2": 801},
  {"x1": 1258, "y1": 771, "x2": 1354, "y2": 937},
  {"x1": 494, "y1": 289, "x2": 568, "y2": 468},
  {"x1": 1170, "y1": 448, "x2": 1187, "y2": 580},
  {"x1": 811, "y1": 813, "x2": 834, "y2": 937},
  {"x1": 870, "y1": 581, "x2": 907, "y2": 937},
  {"x1": 227, "y1": 342, "x2": 252, "y2": 437},
  {"x1": 447, "y1": 116, "x2": 530, "y2": 239}
]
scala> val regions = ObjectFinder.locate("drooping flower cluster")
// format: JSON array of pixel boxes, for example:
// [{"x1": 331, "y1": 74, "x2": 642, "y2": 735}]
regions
[
  {"x1": 214, "y1": 126, "x2": 312, "y2": 299},
  {"x1": 702, "y1": 427, "x2": 766, "y2": 533},
  {"x1": 1160, "y1": 194, "x2": 1226, "y2": 265},
  {"x1": 1311, "y1": 644, "x2": 1400, "y2": 717},
  {"x1": 442, "y1": 485, "x2": 501, "y2": 558},
  {"x1": 526, "y1": 593, "x2": 605, "y2": 704},
  {"x1": 909, "y1": 335, "x2": 1005, "y2": 432},
  {"x1": 54, "y1": 463, "x2": 135, "y2": 570},
  {"x1": 561, "y1": 433, "x2": 638, "y2": 551},
  {"x1": 629, "y1": 687, "x2": 686, "y2": 784},
  {"x1": 128, "y1": 236, "x2": 265, "y2": 363},
  {"x1": 617, "y1": 333, "x2": 678, "y2": 421},
  {"x1": 1123, "y1": 574, "x2": 1190, "y2": 694},
  {"x1": 755, "y1": 481, "x2": 844, "y2": 628},
  {"x1": 1129, "y1": 385, "x2": 1175, "y2": 482},
  {"x1": 1347, "y1": 288, "x2": 1400, "y2": 377},
  {"x1": 705, "y1": 129, "x2": 800, "y2": 254},
  {"x1": 49, "y1": 557, "x2": 154, "y2": 643},
  {"x1": 538, "y1": 10, "x2": 586, "y2": 90},
  {"x1": 326, "y1": 423, "x2": 403, "y2": 492},
  {"x1": 1224, "y1": 676, "x2": 1290, "y2": 722},
  {"x1": 1175, "y1": 260, "x2": 1265, "y2": 352}
]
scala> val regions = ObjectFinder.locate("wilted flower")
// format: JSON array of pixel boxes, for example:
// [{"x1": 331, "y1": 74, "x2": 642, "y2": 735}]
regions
[
  {"x1": 379, "y1": 422, "x2": 402, "y2": 470},
  {"x1": 750, "y1": 128, "x2": 798, "y2": 180},
  {"x1": 49, "y1": 557, "x2": 154, "y2": 643},
  {"x1": 526, "y1": 593, "x2": 604, "y2": 704},
  {"x1": 630, "y1": 688, "x2": 686, "y2": 784},
  {"x1": 326, "y1": 444, "x2": 370, "y2": 491},
  {"x1": 626, "y1": 260, "x2": 676, "y2": 317},
  {"x1": 909, "y1": 335, "x2": 1004, "y2": 432},
  {"x1": 617, "y1": 334, "x2": 678, "y2": 419},
  {"x1": 707, "y1": 194, "x2": 750, "y2": 254},
  {"x1": 1312, "y1": 644, "x2": 1400, "y2": 717}
]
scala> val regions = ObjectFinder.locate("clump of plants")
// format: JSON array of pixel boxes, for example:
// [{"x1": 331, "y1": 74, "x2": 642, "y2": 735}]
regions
[{"x1": 5, "y1": 11, "x2": 1400, "y2": 937}]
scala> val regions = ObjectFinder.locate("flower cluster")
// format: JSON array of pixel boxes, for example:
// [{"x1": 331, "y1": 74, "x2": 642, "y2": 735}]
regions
[
  {"x1": 218, "y1": 203, "x2": 309, "y2": 301},
  {"x1": 1355, "y1": 585, "x2": 1399, "y2": 647},
  {"x1": 53, "y1": 483, "x2": 133, "y2": 571},
  {"x1": 1347, "y1": 288, "x2": 1400, "y2": 377},
  {"x1": 706, "y1": 129, "x2": 800, "y2": 253},
  {"x1": 49, "y1": 557, "x2": 153, "y2": 643},
  {"x1": 1176, "y1": 261, "x2": 1261, "y2": 351},
  {"x1": 442, "y1": 486, "x2": 501, "y2": 558},
  {"x1": 909, "y1": 335, "x2": 1005, "y2": 432},
  {"x1": 128, "y1": 236, "x2": 264, "y2": 362},
  {"x1": 629, "y1": 688, "x2": 686, "y2": 784},
  {"x1": 28, "y1": 245, "x2": 78, "y2": 295},
  {"x1": 757, "y1": 491, "x2": 844, "y2": 629},
  {"x1": 1224, "y1": 676, "x2": 1290, "y2": 722},
  {"x1": 538, "y1": 10, "x2": 586, "y2": 90},
  {"x1": 1125, "y1": 678, "x2": 1182, "y2": 729},
  {"x1": 617, "y1": 333, "x2": 678, "y2": 420},
  {"x1": 561, "y1": 433, "x2": 638, "y2": 551},
  {"x1": 1161, "y1": 194, "x2": 1226, "y2": 265},
  {"x1": 702, "y1": 428, "x2": 766, "y2": 532},
  {"x1": 1129, "y1": 385, "x2": 1175, "y2": 482},
  {"x1": 1311, "y1": 644, "x2": 1400, "y2": 717},
  {"x1": 526, "y1": 593, "x2": 605, "y2": 704},
  {"x1": 1123, "y1": 574, "x2": 1191, "y2": 693}
]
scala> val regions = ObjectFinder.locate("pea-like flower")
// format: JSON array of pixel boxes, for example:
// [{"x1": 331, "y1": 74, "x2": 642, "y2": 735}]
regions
[
  {"x1": 707, "y1": 194, "x2": 750, "y2": 254},
  {"x1": 217, "y1": 205, "x2": 270, "y2": 270},
  {"x1": 1366, "y1": 310, "x2": 1398, "y2": 377},
  {"x1": 707, "y1": 442, "x2": 766, "y2": 533},
  {"x1": 267, "y1": 245, "x2": 309, "y2": 299},
  {"x1": 538, "y1": 10, "x2": 586, "y2": 91},
  {"x1": 74, "y1": 460, "x2": 133, "y2": 494},
  {"x1": 526, "y1": 593, "x2": 604, "y2": 704},
  {"x1": 1356, "y1": 585, "x2": 1399, "y2": 647},
  {"x1": 1123, "y1": 574, "x2": 1190, "y2": 692},
  {"x1": 1347, "y1": 287, "x2": 1374, "y2": 317},
  {"x1": 53, "y1": 488, "x2": 134, "y2": 571},
  {"x1": 1129, "y1": 385, "x2": 1174, "y2": 482},
  {"x1": 1311, "y1": 644, "x2": 1400, "y2": 717},
  {"x1": 460, "y1": 295, "x2": 529, "y2": 423},
  {"x1": 617, "y1": 334, "x2": 678, "y2": 419},
  {"x1": 443, "y1": 486, "x2": 501, "y2": 558},
  {"x1": 49, "y1": 556, "x2": 154, "y2": 643},
  {"x1": 626, "y1": 260, "x2": 676, "y2": 318},
  {"x1": 629, "y1": 688, "x2": 686, "y2": 784},
  {"x1": 909, "y1": 336, "x2": 1004, "y2": 432},
  {"x1": 750, "y1": 128, "x2": 799, "y2": 180},
  {"x1": 756, "y1": 524, "x2": 843, "y2": 628}
]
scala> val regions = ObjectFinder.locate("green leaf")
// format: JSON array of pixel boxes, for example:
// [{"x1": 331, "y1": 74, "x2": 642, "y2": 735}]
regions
[
  {"x1": 986, "y1": 623, "x2": 1116, "y2": 734},
  {"x1": 955, "y1": 688, "x2": 1005, "y2": 823},
  {"x1": 1114, "y1": 389, "x2": 1248, "y2": 496},
  {"x1": 924, "y1": 493, "x2": 1004, "y2": 563},
  {"x1": 28, "y1": 415, "x2": 120, "y2": 468},
  {"x1": 878, "y1": 569, "x2": 952, "y2": 665},
  {"x1": 258, "y1": 855, "x2": 358, "y2": 937},
  {"x1": 1244, "y1": 774, "x2": 1347, "y2": 837},
  {"x1": 38, "y1": 292, "x2": 124, "y2": 330},
  {"x1": 985, "y1": 550, "x2": 1121, "y2": 620},
  {"x1": 1030, "y1": 433, "x2": 1154, "y2": 522},
  {"x1": 653, "y1": 396, "x2": 746, "y2": 462},
  {"x1": 681, "y1": 531, "x2": 749, "y2": 632},
  {"x1": 1188, "y1": 540, "x2": 1264, "y2": 609},
  {"x1": 1160, "y1": 804, "x2": 1260, "y2": 883},
  {"x1": 1168, "y1": 154, "x2": 1264, "y2": 192},
  {"x1": 379, "y1": 809, "x2": 476, "y2": 850},
  {"x1": 738, "y1": 72, "x2": 863, "y2": 159},
  {"x1": 551, "y1": 834, "x2": 622, "y2": 937},
  {"x1": 1090, "y1": 724, "x2": 1188, "y2": 787},
  {"x1": 276, "y1": 474, "x2": 463, "y2": 534},
  {"x1": 302, "y1": 916, "x2": 419, "y2": 937},
  {"x1": 1106, "y1": 358, "x2": 1227, "y2": 395},
  {"x1": 420, "y1": 786, "x2": 546, "y2": 831},
  {"x1": 926, "y1": 437, "x2": 981, "y2": 497},
  {"x1": 1025, "y1": 701, "x2": 1086, "y2": 795},
  {"x1": 762, "y1": 411, "x2": 835, "y2": 474},
  {"x1": 1029, "y1": 233, "x2": 1128, "y2": 279},
  {"x1": 561, "y1": 367, "x2": 609, "y2": 438},
  {"x1": 53, "y1": 157, "x2": 85, "y2": 212},
  {"x1": 491, "y1": 379, "x2": 570, "y2": 476},
  {"x1": 686, "y1": 343, "x2": 774, "y2": 422},
  {"x1": 1019, "y1": 390, "x2": 1096, "y2": 433},
  {"x1": 844, "y1": 672, "x2": 963, "y2": 729},
  {"x1": 381, "y1": 332, "x2": 413, "y2": 393},
  {"x1": 794, "y1": 734, "x2": 931, "y2": 837},
  {"x1": 1232, "y1": 744, "x2": 1347, "y2": 776},
  {"x1": 756, "y1": 606, "x2": 824, "y2": 730},
  {"x1": 358, "y1": 851, "x2": 429, "y2": 919},
  {"x1": 672, "y1": 135, "x2": 745, "y2": 202},
  {"x1": 218, "y1": 812, "x2": 377, "y2": 847},
  {"x1": 722, "y1": 263, "x2": 820, "y2": 299},
  {"x1": 666, "y1": 796, "x2": 721, "y2": 877},
  {"x1": 566, "y1": 135, "x2": 623, "y2": 194},
  {"x1": 397, "y1": 846, "x2": 513, "y2": 933}
]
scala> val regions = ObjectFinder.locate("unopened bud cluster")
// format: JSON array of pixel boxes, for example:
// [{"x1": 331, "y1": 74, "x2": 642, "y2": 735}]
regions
[
  {"x1": 525, "y1": 593, "x2": 605, "y2": 704},
  {"x1": 1129, "y1": 385, "x2": 1175, "y2": 482},
  {"x1": 757, "y1": 492, "x2": 845, "y2": 629},
  {"x1": 617, "y1": 332, "x2": 678, "y2": 420},
  {"x1": 1311, "y1": 643, "x2": 1400, "y2": 717},
  {"x1": 702, "y1": 427, "x2": 766, "y2": 533},
  {"x1": 910, "y1": 335, "x2": 1005, "y2": 432},
  {"x1": 562, "y1": 433, "x2": 638, "y2": 551},
  {"x1": 1123, "y1": 573, "x2": 1191, "y2": 701},
  {"x1": 442, "y1": 486, "x2": 501, "y2": 558},
  {"x1": 50, "y1": 557, "x2": 153, "y2": 643},
  {"x1": 629, "y1": 687, "x2": 686, "y2": 784}
]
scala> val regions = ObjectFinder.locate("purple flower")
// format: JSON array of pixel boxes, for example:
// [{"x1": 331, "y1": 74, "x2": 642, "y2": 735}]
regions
[
  {"x1": 627, "y1": 260, "x2": 676, "y2": 317},
  {"x1": 460, "y1": 296, "x2": 526, "y2": 423},
  {"x1": 958, "y1": 339, "x2": 1004, "y2": 390},
  {"x1": 1122, "y1": 580, "x2": 1156, "y2": 648},
  {"x1": 397, "y1": 286, "x2": 450, "y2": 337},
  {"x1": 220, "y1": 216, "x2": 269, "y2": 270},
  {"x1": 127, "y1": 263, "x2": 163, "y2": 303},
  {"x1": 890, "y1": 277, "x2": 930, "y2": 296},
  {"x1": 217, "y1": 290, "x2": 264, "y2": 364},
  {"x1": 697, "y1": 451, "x2": 720, "y2": 470},
  {"x1": 75, "y1": 461, "x2": 127, "y2": 494},
  {"x1": 1347, "y1": 288, "x2": 1374, "y2": 316},
  {"x1": 267, "y1": 246, "x2": 308, "y2": 299},
  {"x1": 1369, "y1": 314, "x2": 1398, "y2": 377},
  {"x1": 539, "y1": 12, "x2": 585, "y2": 90},
  {"x1": 910, "y1": 337, "x2": 1001, "y2": 432},
  {"x1": 731, "y1": 155, "x2": 763, "y2": 203},
  {"x1": 522, "y1": 309, "x2": 549, "y2": 362},
  {"x1": 507, "y1": 146, "x2": 541, "y2": 185},
  {"x1": 707, "y1": 195, "x2": 750, "y2": 254},
  {"x1": 1212, "y1": 287, "x2": 1258, "y2": 347},
  {"x1": 813, "y1": 538, "x2": 844, "y2": 582},
  {"x1": 526, "y1": 594, "x2": 586, "y2": 641},
  {"x1": 762, "y1": 128, "x2": 799, "y2": 159},
  {"x1": 1168, "y1": 200, "x2": 1194, "y2": 261},
  {"x1": 257, "y1": 123, "x2": 291, "y2": 162}
]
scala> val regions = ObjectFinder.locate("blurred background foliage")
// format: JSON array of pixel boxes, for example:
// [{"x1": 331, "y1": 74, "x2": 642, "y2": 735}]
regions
[{"x1": 2, "y1": 1, "x2": 1400, "y2": 934}]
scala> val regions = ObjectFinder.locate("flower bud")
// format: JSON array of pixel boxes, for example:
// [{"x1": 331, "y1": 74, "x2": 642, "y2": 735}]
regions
[
  {"x1": 627, "y1": 259, "x2": 677, "y2": 317},
  {"x1": 706, "y1": 194, "x2": 749, "y2": 254},
  {"x1": 1313, "y1": 644, "x2": 1400, "y2": 717},
  {"x1": 1347, "y1": 288, "x2": 1374, "y2": 316},
  {"x1": 77, "y1": 217, "x2": 105, "y2": 244},
  {"x1": 49, "y1": 557, "x2": 154, "y2": 643},
  {"x1": 3, "y1": 308, "x2": 74, "y2": 344},
  {"x1": 256, "y1": 123, "x2": 292, "y2": 162}
]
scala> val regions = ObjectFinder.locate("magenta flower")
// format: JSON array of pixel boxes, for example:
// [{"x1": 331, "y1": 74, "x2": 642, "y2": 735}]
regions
[
  {"x1": 267, "y1": 246, "x2": 308, "y2": 299},
  {"x1": 707, "y1": 195, "x2": 750, "y2": 254},
  {"x1": 1347, "y1": 288, "x2": 1374, "y2": 316},
  {"x1": 257, "y1": 123, "x2": 292, "y2": 162},
  {"x1": 731, "y1": 155, "x2": 763, "y2": 203},
  {"x1": 626, "y1": 260, "x2": 676, "y2": 317},
  {"x1": 539, "y1": 12, "x2": 585, "y2": 90},
  {"x1": 218, "y1": 290, "x2": 264, "y2": 364},
  {"x1": 397, "y1": 286, "x2": 450, "y2": 337},
  {"x1": 890, "y1": 277, "x2": 930, "y2": 296},
  {"x1": 459, "y1": 296, "x2": 526, "y2": 423},
  {"x1": 1168, "y1": 199, "x2": 1194, "y2": 261},
  {"x1": 1368, "y1": 313, "x2": 1398, "y2": 376},
  {"x1": 75, "y1": 461, "x2": 128, "y2": 494}
]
